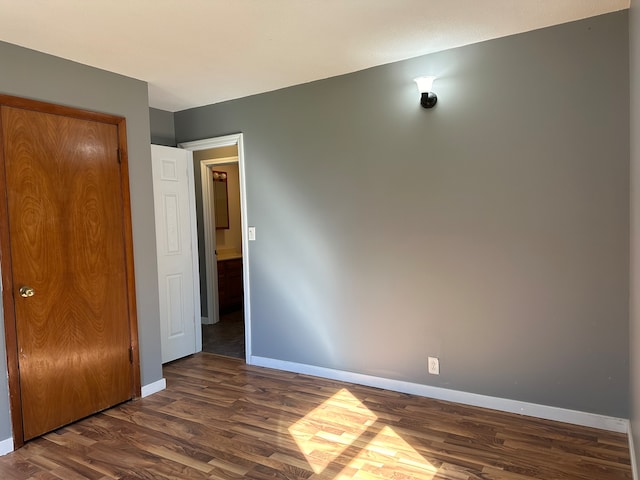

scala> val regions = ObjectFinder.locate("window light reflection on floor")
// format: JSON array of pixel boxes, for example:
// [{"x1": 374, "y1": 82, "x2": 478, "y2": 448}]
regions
[
  {"x1": 288, "y1": 388, "x2": 438, "y2": 479},
  {"x1": 341, "y1": 425, "x2": 438, "y2": 479}
]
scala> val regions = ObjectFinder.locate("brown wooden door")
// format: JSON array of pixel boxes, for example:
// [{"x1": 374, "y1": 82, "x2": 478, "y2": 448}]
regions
[{"x1": 0, "y1": 103, "x2": 137, "y2": 441}]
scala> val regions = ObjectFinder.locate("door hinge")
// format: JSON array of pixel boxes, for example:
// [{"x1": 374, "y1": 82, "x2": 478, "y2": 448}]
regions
[
  {"x1": 117, "y1": 148, "x2": 122, "y2": 164},
  {"x1": 128, "y1": 346, "x2": 133, "y2": 364}
]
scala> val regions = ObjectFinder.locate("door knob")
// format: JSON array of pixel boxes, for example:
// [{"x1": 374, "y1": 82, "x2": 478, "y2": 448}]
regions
[{"x1": 19, "y1": 286, "x2": 35, "y2": 298}]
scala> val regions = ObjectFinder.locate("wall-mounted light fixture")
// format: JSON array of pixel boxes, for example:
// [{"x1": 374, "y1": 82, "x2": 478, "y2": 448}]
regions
[{"x1": 414, "y1": 76, "x2": 437, "y2": 108}]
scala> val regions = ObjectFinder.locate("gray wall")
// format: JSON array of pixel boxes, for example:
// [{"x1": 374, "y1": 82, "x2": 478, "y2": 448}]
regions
[
  {"x1": 176, "y1": 11, "x2": 630, "y2": 417},
  {"x1": 630, "y1": 0, "x2": 640, "y2": 469},
  {"x1": 150, "y1": 107, "x2": 176, "y2": 146},
  {"x1": 0, "y1": 42, "x2": 163, "y2": 441}
]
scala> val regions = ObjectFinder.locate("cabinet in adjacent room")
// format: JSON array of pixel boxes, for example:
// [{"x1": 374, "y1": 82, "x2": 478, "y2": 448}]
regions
[{"x1": 217, "y1": 257, "x2": 243, "y2": 313}]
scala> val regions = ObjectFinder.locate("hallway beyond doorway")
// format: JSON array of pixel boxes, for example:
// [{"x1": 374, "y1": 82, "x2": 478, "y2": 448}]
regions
[{"x1": 202, "y1": 308, "x2": 245, "y2": 358}]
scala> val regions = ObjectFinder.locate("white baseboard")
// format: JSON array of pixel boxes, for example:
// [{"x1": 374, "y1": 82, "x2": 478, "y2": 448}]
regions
[
  {"x1": 0, "y1": 437, "x2": 12, "y2": 456},
  {"x1": 141, "y1": 378, "x2": 166, "y2": 398},
  {"x1": 201, "y1": 316, "x2": 213, "y2": 325},
  {"x1": 629, "y1": 421, "x2": 639, "y2": 480},
  {"x1": 249, "y1": 356, "x2": 628, "y2": 433}
]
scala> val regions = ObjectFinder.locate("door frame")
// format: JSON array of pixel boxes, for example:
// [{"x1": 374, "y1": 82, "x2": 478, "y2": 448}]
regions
[
  {"x1": 178, "y1": 134, "x2": 252, "y2": 362},
  {"x1": 0, "y1": 94, "x2": 141, "y2": 447}
]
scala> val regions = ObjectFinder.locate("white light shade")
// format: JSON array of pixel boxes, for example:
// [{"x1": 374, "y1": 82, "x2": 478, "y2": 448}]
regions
[{"x1": 414, "y1": 76, "x2": 436, "y2": 93}]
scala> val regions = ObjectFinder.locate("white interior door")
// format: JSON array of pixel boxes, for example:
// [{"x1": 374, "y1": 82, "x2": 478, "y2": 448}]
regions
[{"x1": 151, "y1": 144, "x2": 201, "y2": 363}]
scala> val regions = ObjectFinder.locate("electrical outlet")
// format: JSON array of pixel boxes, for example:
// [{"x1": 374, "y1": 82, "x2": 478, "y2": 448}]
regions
[{"x1": 428, "y1": 356, "x2": 440, "y2": 375}]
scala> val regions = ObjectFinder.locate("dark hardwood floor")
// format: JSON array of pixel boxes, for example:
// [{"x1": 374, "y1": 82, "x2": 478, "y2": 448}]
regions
[
  {"x1": 202, "y1": 308, "x2": 245, "y2": 359},
  {"x1": 0, "y1": 353, "x2": 631, "y2": 479}
]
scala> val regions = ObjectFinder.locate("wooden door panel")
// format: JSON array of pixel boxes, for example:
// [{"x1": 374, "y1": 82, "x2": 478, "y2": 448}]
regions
[{"x1": 2, "y1": 106, "x2": 133, "y2": 440}]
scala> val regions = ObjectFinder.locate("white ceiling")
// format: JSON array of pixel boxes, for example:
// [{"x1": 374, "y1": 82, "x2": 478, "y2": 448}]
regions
[{"x1": 0, "y1": 1, "x2": 629, "y2": 112}]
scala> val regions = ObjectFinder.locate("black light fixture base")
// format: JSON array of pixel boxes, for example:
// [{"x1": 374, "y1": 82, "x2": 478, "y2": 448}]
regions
[{"x1": 420, "y1": 92, "x2": 437, "y2": 108}]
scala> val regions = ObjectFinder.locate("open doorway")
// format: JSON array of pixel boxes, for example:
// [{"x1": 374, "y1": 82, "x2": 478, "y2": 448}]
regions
[
  {"x1": 179, "y1": 134, "x2": 251, "y2": 362},
  {"x1": 196, "y1": 149, "x2": 243, "y2": 358}
]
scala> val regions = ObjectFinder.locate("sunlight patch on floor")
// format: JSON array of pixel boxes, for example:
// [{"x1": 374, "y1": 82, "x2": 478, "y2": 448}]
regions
[
  {"x1": 289, "y1": 388, "x2": 438, "y2": 479},
  {"x1": 289, "y1": 388, "x2": 377, "y2": 474},
  {"x1": 336, "y1": 425, "x2": 438, "y2": 479}
]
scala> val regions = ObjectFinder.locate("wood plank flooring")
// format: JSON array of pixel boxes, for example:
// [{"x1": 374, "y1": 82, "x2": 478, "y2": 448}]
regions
[{"x1": 0, "y1": 353, "x2": 631, "y2": 479}]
